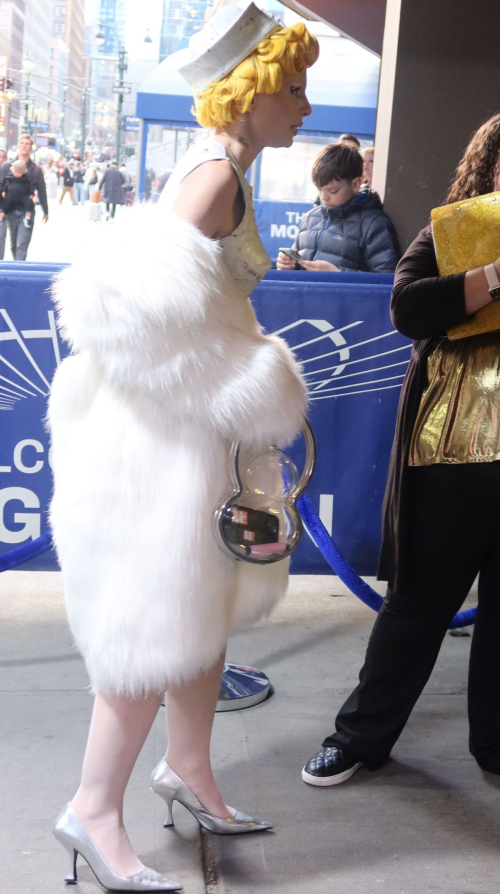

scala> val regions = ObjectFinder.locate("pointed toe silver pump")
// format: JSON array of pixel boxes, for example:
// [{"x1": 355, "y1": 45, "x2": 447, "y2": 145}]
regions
[
  {"x1": 150, "y1": 760, "x2": 273, "y2": 835},
  {"x1": 53, "y1": 802, "x2": 183, "y2": 891}
]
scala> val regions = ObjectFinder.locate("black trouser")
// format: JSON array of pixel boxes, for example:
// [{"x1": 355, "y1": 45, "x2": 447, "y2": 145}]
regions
[
  {"x1": 324, "y1": 463, "x2": 500, "y2": 773},
  {"x1": 106, "y1": 203, "x2": 117, "y2": 218}
]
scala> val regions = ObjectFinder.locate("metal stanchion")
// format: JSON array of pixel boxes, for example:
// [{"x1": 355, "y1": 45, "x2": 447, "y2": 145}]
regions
[{"x1": 216, "y1": 663, "x2": 271, "y2": 712}]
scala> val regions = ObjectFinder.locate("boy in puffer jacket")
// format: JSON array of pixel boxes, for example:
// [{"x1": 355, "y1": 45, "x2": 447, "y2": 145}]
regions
[{"x1": 277, "y1": 144, "x2": 399, "y2": 273}]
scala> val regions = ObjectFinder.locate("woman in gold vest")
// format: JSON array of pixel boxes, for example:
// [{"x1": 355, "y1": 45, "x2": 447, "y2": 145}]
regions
[{"x1": 302, "y1": 113, "x2": 500, "y2": 786}]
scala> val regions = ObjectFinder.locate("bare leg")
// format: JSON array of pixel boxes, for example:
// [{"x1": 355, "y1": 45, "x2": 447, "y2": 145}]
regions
[
  {"x1": 71, "y1": 690, "x2": 163, "y2": 876},
  {"x1": 165, "y1": 651, "x2": 230, "y2": 818}
]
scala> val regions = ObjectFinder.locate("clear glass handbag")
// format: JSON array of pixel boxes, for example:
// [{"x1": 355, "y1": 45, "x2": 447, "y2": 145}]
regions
[{"x1": 214, "y1": 420, "x2": 316, "y2": 564}]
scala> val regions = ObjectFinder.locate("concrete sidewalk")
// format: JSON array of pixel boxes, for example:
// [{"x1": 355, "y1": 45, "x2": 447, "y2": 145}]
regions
[{"x1": 1, "y1": 571, "x2": 497, "y2": 894}]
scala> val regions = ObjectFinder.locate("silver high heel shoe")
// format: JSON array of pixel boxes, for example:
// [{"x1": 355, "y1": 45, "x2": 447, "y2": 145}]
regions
[
  {"x1": 150, "y1": 760, "x2": 272, "y2": 835},
  {"x1": 53, "y1": 802, "x2": 183, "y2": 891}
]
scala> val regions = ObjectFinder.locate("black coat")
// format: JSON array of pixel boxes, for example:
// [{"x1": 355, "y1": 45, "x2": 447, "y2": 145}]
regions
[
  {"x1": 0, "y1": 172, "x2": 33, "y2": 213},
  {"x1": 293, "y1": 190, "x2": 399, "y2": 272},
  {"x1": 62, "y1": 168, "x2": 75, "y2": 187},
  {"x1": 101, "y1": 167, "x2": 125, "y2": 205},
  {"x1": 377, "y1": 226, "x2": 468, "y2": 588},
  {"x1": 0, "y1": 157, "x2": 48, "y2": 214}
]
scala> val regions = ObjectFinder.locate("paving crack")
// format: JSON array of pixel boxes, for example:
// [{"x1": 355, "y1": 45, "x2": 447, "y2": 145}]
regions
[{"x1": 200, "y1": 828, "x2": 219, "y2": 894}]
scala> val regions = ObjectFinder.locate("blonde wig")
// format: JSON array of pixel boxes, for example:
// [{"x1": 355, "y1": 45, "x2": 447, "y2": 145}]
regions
[{"x1": 193, "y1": 22, "x2": 319, "y2": 128}]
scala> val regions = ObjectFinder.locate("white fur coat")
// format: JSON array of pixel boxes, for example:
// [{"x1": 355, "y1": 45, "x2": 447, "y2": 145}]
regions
[{"x1": 48, "y1": 205, "x2": 307, "y2": 697}]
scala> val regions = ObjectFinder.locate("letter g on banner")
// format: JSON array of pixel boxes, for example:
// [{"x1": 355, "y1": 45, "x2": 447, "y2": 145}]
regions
[{"x1": 0, "y1": 487, "x2": 41, "y2": 544}]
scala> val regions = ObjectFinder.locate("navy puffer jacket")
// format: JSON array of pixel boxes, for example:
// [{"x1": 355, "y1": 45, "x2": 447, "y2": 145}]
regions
[{"x1": 293, "y1": 190, "x2": 399, "y2": 273}]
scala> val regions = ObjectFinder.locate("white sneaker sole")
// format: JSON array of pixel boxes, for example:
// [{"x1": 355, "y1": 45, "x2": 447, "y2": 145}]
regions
[{"x1": 301, "y1": 761, "x2": 363, "y2": 786}]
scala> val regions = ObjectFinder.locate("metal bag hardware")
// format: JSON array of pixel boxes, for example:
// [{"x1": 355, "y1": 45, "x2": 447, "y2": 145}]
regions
[{"x1": 214, "y1": 420, "x2": 316, "y2": 564}]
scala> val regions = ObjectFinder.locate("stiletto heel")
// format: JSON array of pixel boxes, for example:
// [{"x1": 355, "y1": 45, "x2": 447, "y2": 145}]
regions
[
  {"x1": 53, "y1": 802, "x2": 183, "y2": 891},
  {"x1": 150, "y1": 760, "x2": 272, "y2": 835},
  {"x1": 163, "y1": 797, "x2": 174, "y2": 828},
  {"x1": 64, "y1": 846, "x2": 78, "y2": 885}
]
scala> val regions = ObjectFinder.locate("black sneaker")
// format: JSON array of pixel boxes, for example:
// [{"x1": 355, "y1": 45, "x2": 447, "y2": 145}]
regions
[{"x1": 302, "y1": 746, "x2": 363, "y2": 786}]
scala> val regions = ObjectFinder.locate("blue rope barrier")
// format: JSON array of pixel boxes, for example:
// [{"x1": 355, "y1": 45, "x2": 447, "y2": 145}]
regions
[
  {"x1": 297, "y1": 493, "x2": 476, "y2": 630},
  {"x1": 0, "y1": 500, "x2": 477, "y2": 629},
  {"x1": 0, "y1": 531, "x2": 53, "y2": 572}
]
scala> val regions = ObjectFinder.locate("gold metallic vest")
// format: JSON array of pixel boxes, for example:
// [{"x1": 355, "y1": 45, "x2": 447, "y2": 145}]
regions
[{"x1": 409, "y1": 332, "x2": 500, "y2": 465}]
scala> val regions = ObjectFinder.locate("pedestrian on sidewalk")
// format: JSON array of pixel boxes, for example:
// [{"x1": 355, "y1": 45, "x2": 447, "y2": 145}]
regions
[
  {"x1": 0, "y1": 133, "x2": 48, "y2": 260},
  {"x1": 0, "y1": 159, "x2": 35, "y2": 258},
  {"x1": 0, "y1": 158, "x2": 35, "y2": 220},
  {"x1": 73, "y1": 162, "x2": 85, "y2": 205},
  {"x1": 302, "y1": 112, "x2": 500, "y2": 788},
  {"x1": 59, "y1": 162, "x2": 76, "y2": 205},
  {"x1": 49, "y1": 6, "x2": 318, "y2": 891},
  {"x1": 45, "y1": 162, "x2": 58, "y2": 200},
  {"x1": 85, "y1": 164, "x2": 98, "y2": 201},
  {"x1": 100, "y1": 161, "x2": 125, "y2": 219}
]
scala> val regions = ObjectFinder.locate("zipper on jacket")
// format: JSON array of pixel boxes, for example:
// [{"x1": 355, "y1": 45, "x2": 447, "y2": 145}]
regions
[{"x1": 312, "y1": 212, "x2": 332, "y2": 261}]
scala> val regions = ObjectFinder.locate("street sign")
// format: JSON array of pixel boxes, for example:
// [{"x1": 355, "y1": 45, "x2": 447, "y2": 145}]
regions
[
  {"x1": 112, "y1": 85, "x2": 131, "y2": 94},
  {"x1": 123, "y1": 115, "x2": 140, "y2": 132}
]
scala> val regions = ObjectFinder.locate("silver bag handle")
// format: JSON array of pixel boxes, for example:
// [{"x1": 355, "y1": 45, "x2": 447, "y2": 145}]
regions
[{"x1": 214, "y1": 421, "x2": 316, "y2": 565}]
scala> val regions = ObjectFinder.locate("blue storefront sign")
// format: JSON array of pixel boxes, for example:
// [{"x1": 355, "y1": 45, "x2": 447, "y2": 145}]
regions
[
  {"x1": 254, "y1": 200, "x2": 310, "y2": 259},
  {"x1": 123, "y1": 116, "x2": 140, "y2": 132},
  {"x1": 0, "y1": 264, "x2": 408, "y2": 574}
]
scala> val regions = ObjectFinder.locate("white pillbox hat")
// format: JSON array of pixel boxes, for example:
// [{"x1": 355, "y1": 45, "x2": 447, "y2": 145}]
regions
[{"x1": 168, "y1": 2, "x2": 283, "y2": 93}]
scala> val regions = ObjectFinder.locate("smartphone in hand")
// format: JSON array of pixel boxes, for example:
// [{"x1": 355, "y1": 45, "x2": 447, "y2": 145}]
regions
[{"x1": 278, "y1": 247, "x2": 302, "y2": 262}]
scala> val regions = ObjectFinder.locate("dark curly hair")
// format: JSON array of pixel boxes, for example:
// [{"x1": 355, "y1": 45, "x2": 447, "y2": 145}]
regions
[{"x1": 447, "y1": 113, "x2": 500, "y2": 204}]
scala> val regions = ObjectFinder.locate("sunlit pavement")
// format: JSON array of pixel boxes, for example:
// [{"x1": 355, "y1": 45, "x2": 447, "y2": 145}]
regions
[
  {"x1": 2, "y1": 569, "x2": 494, "y2": 894},
  {"x1": 2, "y1": 197, "x2": 129, "y2": 265}
]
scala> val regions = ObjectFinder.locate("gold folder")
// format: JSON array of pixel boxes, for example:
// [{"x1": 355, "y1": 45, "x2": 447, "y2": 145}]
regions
[{"x1": 431, "y1": 190, "x2": 500, "y2": 339}]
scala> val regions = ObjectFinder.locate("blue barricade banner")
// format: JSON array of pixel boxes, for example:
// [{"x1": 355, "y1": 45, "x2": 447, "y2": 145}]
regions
[
  {"x1": 0, "y1": 269, "x2": 66, "y2": 570},
  {"x1": 0, "y1": 264, "x2": 409, "y2": 574},
  {"x1": 254, "y1": 200, "x2": 311, "y2": 259}
]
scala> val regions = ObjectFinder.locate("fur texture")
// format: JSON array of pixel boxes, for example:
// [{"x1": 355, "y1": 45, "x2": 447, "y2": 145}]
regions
[{"x1": 48, "y1": 205, "x2": 308, "y2": 697}]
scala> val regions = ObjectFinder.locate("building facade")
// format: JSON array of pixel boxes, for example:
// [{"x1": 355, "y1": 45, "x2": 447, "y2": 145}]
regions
[
  {"x1": 86, "y1": 0, "x2": 125, "y2": 155},
  {"x1": 0, "y1": 0, "x2": 26, "y2": 143},
  {"x1": 47, "y1": 36, "x2": 68, "y2": 139},
  {"x1": 23, "y1": 0, "x2": 53, "y2": 133},
  {"x1": 159, "y1": 0, "x2": 211, "y2": 63},
  {"x1": 52, "y1": 0, "x2": 85, "y2": 147}
]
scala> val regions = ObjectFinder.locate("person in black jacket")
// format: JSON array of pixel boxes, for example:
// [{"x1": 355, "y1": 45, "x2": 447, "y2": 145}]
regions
[
  {"x1": 277, "y1": 144, "x2": 399, "y2": 273},
  {"x1": 100, "y1": 161, "x2": 125, "y2": 219},
  {"x1": 0, "y1": 133, "x2": 48, "y2": 260},
  {"x1": 302, "y1": 112, "x2": 500, "y2": 786},
  {"x1": 59, "y1": 162, "x2": 76, "y2": 205},
  {"x1": 0, "y1": 159, "x2": 35, "y2": 224}
]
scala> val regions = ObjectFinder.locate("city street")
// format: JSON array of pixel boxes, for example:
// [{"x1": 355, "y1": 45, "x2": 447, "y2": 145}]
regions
[{"x1": 2, "y1": 195, "x2": 132, "y2": 264}]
